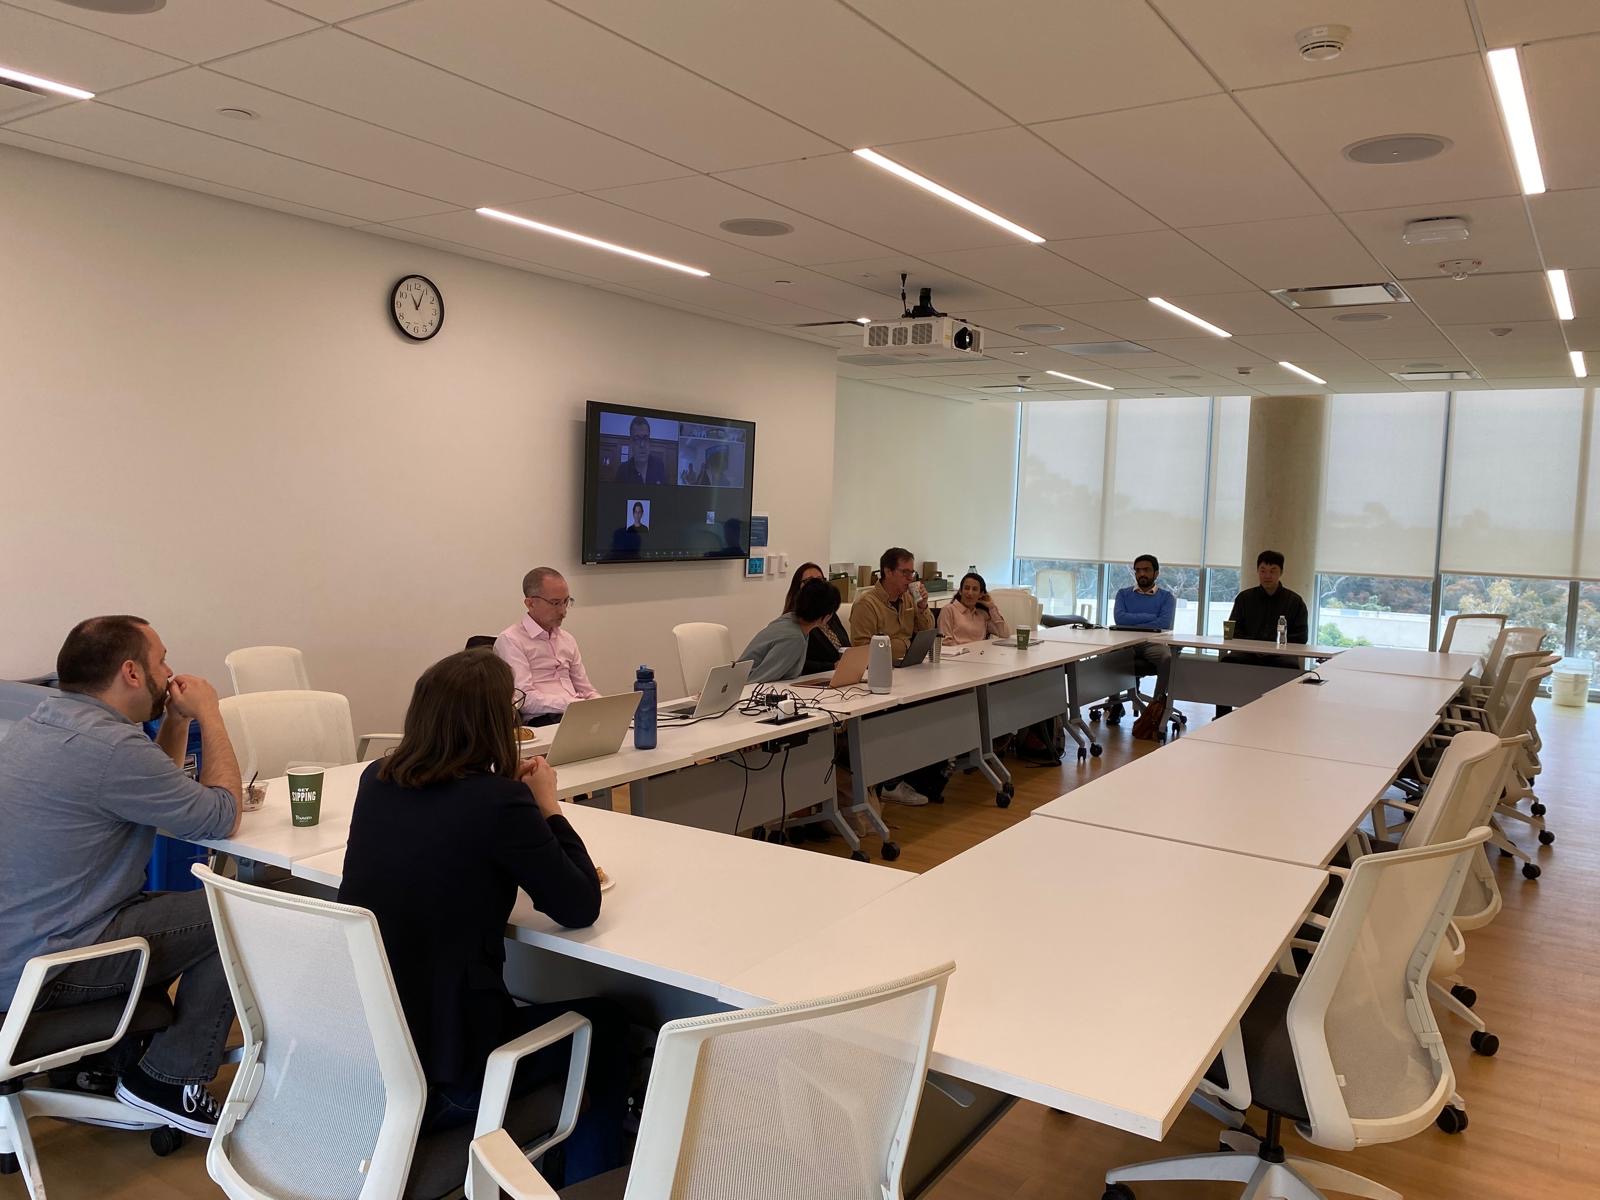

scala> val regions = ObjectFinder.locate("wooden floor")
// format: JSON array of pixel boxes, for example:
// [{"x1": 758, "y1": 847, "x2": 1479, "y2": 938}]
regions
[{"x1": 7, "y1": 701, "x2": 1595, "y2": 1199}]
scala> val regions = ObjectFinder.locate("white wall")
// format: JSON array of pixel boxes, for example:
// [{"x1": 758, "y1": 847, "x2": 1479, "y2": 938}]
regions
[
  {"x1": 831, "y1": 378, "x2": 1017, "y2": 587},
  {"x1": 0, "y1": 145, "x2": 838, "y2": 728}
]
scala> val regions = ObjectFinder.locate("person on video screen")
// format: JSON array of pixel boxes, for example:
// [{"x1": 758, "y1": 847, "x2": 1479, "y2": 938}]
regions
[
  {"x1": 627, "y1": 502, "x2": 648, "y2": 534},
  {"x1": 696, "y1": 445, "x2": 733, "y2": 488},
  {"x1": 617, "y1": 416, "x2": 665, "y2": 485}
]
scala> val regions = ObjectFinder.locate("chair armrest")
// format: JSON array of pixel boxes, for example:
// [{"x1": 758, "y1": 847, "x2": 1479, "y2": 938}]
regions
[
  {"x1": 356, "y1": 733, "x2": 403, "y2": 760},
  {"x1": 468, "y1": 1129, "x2": 560, "y2": 1200},
  {"x1": 472, "y1": 1012, "x2": 592, "y2": 1168},
  {"x1": 0, "y1": 938, "x2": 151, "y2": 1077}
]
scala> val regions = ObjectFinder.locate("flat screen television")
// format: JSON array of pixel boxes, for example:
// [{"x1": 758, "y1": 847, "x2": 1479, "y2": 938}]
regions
[{"x1": 581, "y1": 401, "x2": 756, "y2": 564}]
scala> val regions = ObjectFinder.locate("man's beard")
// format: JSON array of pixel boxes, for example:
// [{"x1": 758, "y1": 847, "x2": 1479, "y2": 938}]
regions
[{"x1": 145, "y1": 670, "x2": 167, "y2": 721}]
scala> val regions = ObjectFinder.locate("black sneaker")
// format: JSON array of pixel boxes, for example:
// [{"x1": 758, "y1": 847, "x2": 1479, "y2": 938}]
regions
[{"x1": 114, "y1": 1066, "x2": 222, "y2": 1137}]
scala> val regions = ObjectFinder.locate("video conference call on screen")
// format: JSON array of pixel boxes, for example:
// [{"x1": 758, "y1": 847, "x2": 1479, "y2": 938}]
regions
[{"x1": 583, "y1": 402, "x2": 756, "y2": 563}]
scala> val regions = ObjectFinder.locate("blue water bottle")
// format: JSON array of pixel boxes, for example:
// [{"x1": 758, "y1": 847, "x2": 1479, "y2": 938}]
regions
[{"x1": 633, "y1": 665, "x2": 657, "y2": 749}]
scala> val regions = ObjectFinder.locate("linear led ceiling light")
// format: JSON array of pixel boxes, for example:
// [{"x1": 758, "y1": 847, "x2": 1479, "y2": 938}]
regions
[
  {"x1": 1148, "y1": 296, "x2": 1232, "y2": 338},
  {"x1": 476, "y1": 207, "x2": 709, "y2": 276},
  {"x1": 1573, "y1": 350, "x2": 1589, "y2": 379},
  {"x1": 0, "y1": 65, "x2": 94, "y2": 100},
  {"x1": 1486, "y1": 47, "x2": 1545, "y2": 195},
  {"x1": 1279, "y1": 361, "x2": 1328, "y2": 385},
  {"x1": 1547, "y1": 269, "x2": 1575, "y2": 321},
  {"x1": 1045, "y1": 370, "x2": 1113, "y2": 390},
  {"x1": 852, "y1": 147, "x2": 1045, "y2": 244}
]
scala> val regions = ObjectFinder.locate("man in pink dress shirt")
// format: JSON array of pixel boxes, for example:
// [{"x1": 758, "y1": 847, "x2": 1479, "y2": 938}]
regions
[{"x1": 494, "y1": 567, "x2": 601, "y2": 726}]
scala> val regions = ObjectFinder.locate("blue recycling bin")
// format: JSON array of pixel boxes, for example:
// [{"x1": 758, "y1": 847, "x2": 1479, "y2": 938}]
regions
[{"x1": 142, "y1": 718, "x2": 207, "y2": 892}]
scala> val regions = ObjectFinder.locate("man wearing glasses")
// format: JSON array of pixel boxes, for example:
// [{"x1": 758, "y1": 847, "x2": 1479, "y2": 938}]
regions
[{"x1": 494, "y1": 567, "x2": 600, "y2": 727}]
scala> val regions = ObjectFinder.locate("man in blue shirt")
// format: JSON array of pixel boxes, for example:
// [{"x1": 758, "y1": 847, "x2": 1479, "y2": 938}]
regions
[
  {"x1": 1108, "y1": 554, "x2": 1176, "y2": 721},
  {"x1": 0, "y1": 616, "x2": 242, "y2": 1137}
]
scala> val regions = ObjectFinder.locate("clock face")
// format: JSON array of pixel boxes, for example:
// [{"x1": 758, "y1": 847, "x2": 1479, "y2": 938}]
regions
[{"x1": 391, "y1": 275, "x2": 443, "y2": 340}]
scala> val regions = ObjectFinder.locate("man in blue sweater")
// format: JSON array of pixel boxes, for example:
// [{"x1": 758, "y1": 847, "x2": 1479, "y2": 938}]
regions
[{"x1": 1107, "y1": 554, "x2": 1176, "y2": 721}]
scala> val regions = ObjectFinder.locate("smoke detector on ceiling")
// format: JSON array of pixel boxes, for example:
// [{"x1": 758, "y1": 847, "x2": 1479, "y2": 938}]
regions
[
  {"x1": 1438, "y1": 258, "x2": 1483, "y2": 281},
  {"x1": 1295, "y1": 24, "x2": 1351, "y2": 62}
]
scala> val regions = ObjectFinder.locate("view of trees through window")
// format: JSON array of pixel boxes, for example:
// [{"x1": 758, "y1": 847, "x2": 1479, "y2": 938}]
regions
[
  {"x1": 1442, "y1": 576, "x2": 1570, "y2": 648},
  {"x1": 1314, "y1": 576, "x2": 1433, "y2": 650}
]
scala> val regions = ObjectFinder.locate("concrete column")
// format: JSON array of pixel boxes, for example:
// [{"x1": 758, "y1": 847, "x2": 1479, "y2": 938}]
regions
[{"x1": 1239, "y1": 394, "x2": 1326, "y2": 601}]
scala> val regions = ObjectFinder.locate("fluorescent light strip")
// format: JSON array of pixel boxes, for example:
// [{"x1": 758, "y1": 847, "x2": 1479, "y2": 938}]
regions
[
  {"x1": 1045, "y1": 370, "x2": 1113, "y2": 391},
  {"x1": 1486, "y1": 47, "x2": 1546, "y2": 196},
  {"x1": 1574, "y1": 350, "x2": 1589, "y2": 379},
  {"x1": 1547, "y1": 269, "x2": 1575, "y2": 321},
  {"x1": 476, "y1": 207, "x2": 709, "y2": 277},
  {"x1": 1279, "y1": 361, "x2": 1327, "y2": 385},
  {"x1": 855, "y1": 316, "x2": 871, "y2": 324},
  {"x1": 852, "y1": 148, "x2": 1045, "y2": 244},
  {"x1": 1148, "y1": 296, "x2": 1232, "y2": 338},
  {"x1": 0, "y1": 65, "x2": 94, "y2": 100}
]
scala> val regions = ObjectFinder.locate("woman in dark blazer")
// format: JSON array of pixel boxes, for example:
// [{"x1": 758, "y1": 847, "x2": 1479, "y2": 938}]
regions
[{"x1": 339, "y1": 649, "x2": 625, "y2": 1181}]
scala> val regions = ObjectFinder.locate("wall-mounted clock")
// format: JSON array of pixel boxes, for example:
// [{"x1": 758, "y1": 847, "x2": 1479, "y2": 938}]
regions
[{"x1": 390, "y1": 274, "x2": 443, "y2": 341}]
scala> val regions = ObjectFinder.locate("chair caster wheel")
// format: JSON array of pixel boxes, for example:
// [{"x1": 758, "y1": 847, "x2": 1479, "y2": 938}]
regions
[
  {"x1": 995, "y1": 791, "x2": 1012, "y2": 808},
  {"x1": 1089, "y1": 707, "x2": 1103, "y2": 723},
  {"x1": 881, "y1": 842, "x2": 901, "y2": 862},
  {"x1": 1471, "y1": 1030, "x2": 1500, "y2": 1057},
  {"x1": 1451, "y1": 984, "x2": 1477, "y2": 1008},
  {"x1": 1539, "y1": 830, "x2": 1555, "y2": 845},
  {"x1": 150, "y1": 1127, "x2": 186, "y2": 1157},
  {"x1": 1103, "y1": 1185, "x2": 1136, "y2": 1200},
  {"x1": 850, "y1": 850, "x2": 869, "y2": 862},
  {"x1": 0, "y1": 1153, "x2": 18, "y2": 1175},
  {"x1": 1003, "y1": 781, "x2": 1015, "y2": 797},
  {"x1": 750, "y1": 828, "x2": 766, "y2": 841},
  {"x1": 1435, "y1": 1105, "x2": 1468, "y2": 1134},
  {"x1": 1077, "y1": 748, "x2": 1088, "y2": 763},
  {"x1": 1090, "y1": 744, "x2": 1103, "y2": 758},
  {"x1": 1530, "y1": 802, "x2": 1547, "y2": 816},
  {"x1": 1522, "y1": 862, "x2": 1541, "y2": 880},
  {"x1": 767, "y1": 828, "x2": 785, "y2": 845},
  {"x1": 1106, "y1": 715, "x2": 1121, "y2": 727}
]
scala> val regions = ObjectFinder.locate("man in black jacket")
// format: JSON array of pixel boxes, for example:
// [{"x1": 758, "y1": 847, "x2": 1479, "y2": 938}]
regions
[{"x1": 1216, "y1": 549, "x2": 1310, "y2": 714}]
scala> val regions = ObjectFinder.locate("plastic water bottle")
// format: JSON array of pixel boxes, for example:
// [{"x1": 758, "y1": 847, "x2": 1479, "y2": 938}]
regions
[
  {"x1": 633, "y1": 665, "x2": 657, "y2": 749},
  {"x1": 868, "y1": 634, "x2": 893, "y2": 694},
  {"x1": 1276, "y1": 616, "x2": 1288, "y2": 648}
]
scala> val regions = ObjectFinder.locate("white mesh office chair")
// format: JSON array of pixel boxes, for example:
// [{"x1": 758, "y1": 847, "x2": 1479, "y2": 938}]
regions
[
  {"x1": 1438, "y1": 612, "x2": 1505, "y2": 682},
  {"x1": 986, "y1": 588, "x2": 1040, "y2": 632},
  {"x1": 225, "y1": 647, "x2": 311, "y2": 695},
  {"x1": 1104, "y1": 829, "x2": 1488, "y2": 1200},
  {"x1": 469, "y1": 962, "x2": 955, "y2": 1200},
  {"x1": 670, "y1": 623, "x2": 733, "y2": 695},
  {"x1": 194, "y1": 866, "x2": 591, "y2": 1200},
  {"x1": 1, "y1": 939, "x2": 187, "y2": 1198},
  {"x1": 219, "y1": 690, "x2": 400, "y2": 782},
  {"x1": 1033, "y1": 570, "x2": 1078, "y2": 616}
]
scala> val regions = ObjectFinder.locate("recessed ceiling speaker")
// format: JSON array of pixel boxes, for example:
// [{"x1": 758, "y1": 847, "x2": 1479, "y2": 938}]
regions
[
  {"x1": 1015, "y1": 322, "x2": 1065, "y2": 334},
  {"x1": 1332, "y1": 311, "x2": 1392, "y2": 323},
  {"x1": 1295, "y1": 24, "x2": 1350, "y2": 62},
  {"x1": 1343, "y1": 134, "x2": 1452, "y2": 164},
  {"x1": 55, "y1": 0, "x2": 166, "y2": 11},
  {"x1": 718, "y1": 218, "x2": 794, "y2": 237}
]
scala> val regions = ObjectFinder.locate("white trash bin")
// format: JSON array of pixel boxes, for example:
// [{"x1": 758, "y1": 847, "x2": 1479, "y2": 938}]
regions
[{"x1": 1551, "y1": 658, "x2": 1593, "y2": 708}]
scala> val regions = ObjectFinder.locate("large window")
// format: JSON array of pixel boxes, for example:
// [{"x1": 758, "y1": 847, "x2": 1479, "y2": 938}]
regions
[
  {"x1": 1577, "y1": 583, "x2": 1600, "y2": 660},
  {"x1": 1314, "y1": 575, "x2": 1434, "y2": 650},
  {"x1": 1441, "y1": 575, "x2": 1569, "y2": 650},
  {"x1": 1204, "y1": 567, "x2": 1241, "y2": 636},
  {"x1": 1015, "y1": 558, "x2": 1102, "y2": 621}
]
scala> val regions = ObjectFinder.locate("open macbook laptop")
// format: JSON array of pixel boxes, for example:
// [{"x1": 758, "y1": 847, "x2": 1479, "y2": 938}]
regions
[
  {"x1": 793, "y1": 643, "x2": 871, "y2": 689},
  {"x1": 545, "y1": 691, "x2": 641, "y2": 767},
  {"x1": 661, "y1": 659, "x2": 753, "y2": 719},
  {"x1": 895, "y1": 628, "x2": 938, "y2": 668}
]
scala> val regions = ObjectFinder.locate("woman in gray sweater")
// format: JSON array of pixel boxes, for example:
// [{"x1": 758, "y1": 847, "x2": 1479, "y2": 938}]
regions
[{"x1": 738, "y1": 579, "x2": 843, "y2": 682}]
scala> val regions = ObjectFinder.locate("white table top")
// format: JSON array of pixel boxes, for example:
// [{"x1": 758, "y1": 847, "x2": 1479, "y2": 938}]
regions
[
  {"x1": 1034, "y1": 739, "x2": 1395, "y2": 868},
  {"x1": 1159, "y1": 634, "x2": 1343, "y2": 658},
  {"x1": 1031, "y1": 628, "x2": 1152, "y2": 651},
  {"x1": 293, "y1": 803, "x2": 911, "y2": 1002},
  {"x1": 724, "y1": 818, "x2": 1326, "y2": 1139},
  {"x1": 1318, "y1": 646, "x2": 1480, "y2": 681},
  {"x1": 1186, "y1": 685, "x2": 1439, "y2": 768},
  {"x1": 1265, "y1": 670, "x2": 1464, "y2": 714},
  {"x1": 197, "y1": 760, "x2": 367, "y2": 867}
]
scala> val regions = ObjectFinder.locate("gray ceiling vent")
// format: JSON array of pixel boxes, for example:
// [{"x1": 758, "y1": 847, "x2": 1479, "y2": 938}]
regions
[{"x1": 1271, "y1": 282, "x2": 1409, "y2": 309}]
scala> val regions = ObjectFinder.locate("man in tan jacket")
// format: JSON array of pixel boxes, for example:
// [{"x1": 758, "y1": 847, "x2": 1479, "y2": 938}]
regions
[{"x1": 850, "y1": 546, "x2": 934, "y2": 659}]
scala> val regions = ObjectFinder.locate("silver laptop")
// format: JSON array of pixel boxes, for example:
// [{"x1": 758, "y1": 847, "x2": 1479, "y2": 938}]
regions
[
  {"x1": 545, "y1": 692, "x2": 641, "y2": 767},
  {"x1": 661, "y1": 659, "x2": 753, "y2": 719}
]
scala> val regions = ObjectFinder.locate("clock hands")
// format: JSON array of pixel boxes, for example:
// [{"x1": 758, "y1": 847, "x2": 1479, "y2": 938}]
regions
[{"x1": 411, "y1": 291, "x2": 422, "y2": 311}]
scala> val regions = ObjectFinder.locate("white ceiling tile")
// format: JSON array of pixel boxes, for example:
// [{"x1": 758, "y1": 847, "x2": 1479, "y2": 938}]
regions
[
  {"x1": 101, "y1": 69, "x2": 567, "y2": 207},
  {"x1": 1182, "y1": 215, "x2": 1388, "y2": 291},
  {"x1": 0, "y1": 85, "x2": 64, "y2": 123},
  {"x1": 1167, "y1": 292, "x2": 1320, "y2": 335},
  {"x1": 476, "y1": 193, "x2": 796, "y2": 278},
  {"x1": 1442, "y1": 321, "x2": 1570, "y2": 359},
  {"x1": 809, "y1": 254, "x2": 1025, "y2": 313},
  {"x1": 1237, "y1": 56, "x2": 1519, "y2": 211},
  {"x1": 875, "y1": 127, "x2": 1164, "y2": 240},
  {"x1": 841, "y1": 0, "x2": 1218, "y2": 124},
  {"x1": 1339, "y1": 195, "x2": 1542, "y2": 279},
  {"x1": 1524, "y1": 34, "x2": 1600, "y2": 191},
  {"x1": 713, "y1": 267, "x2": 905, "y2": 322},
  {"x1": 1233, "y1": 329, "x2": 1377, "y2": 364},
  {"x1": 1150, "y1": 0, "x2": 1478, "y2": 90},
  {"x1": 595, "y1": 273, "x2": 841, "y2": 326},
  {"x1": 1367, "y1": 354, "x2": 1476, "y2": 374},
  {"x1": 4, "y1": 0, "x2": 317, "y2": 63},
  {"x1": 1403, "y1": 272, "x2": 1562, "y2": 324},
  {"x1": 1050, "y1": 298, "x2": 1223, "y2": 341},
  {"x1": 1048, "y1": 230, "x2": 1253, "y2": 296},
  {"x1": 919, "y1": 244, "x2": 1134, "y2": 307},
  {"x1": 0, "y1": 128, "x2": 368, "y2": 225},
  {"x1": 1126, "y1": 366, "x2": 1259, "y2": 394},
  {"x1": 1527, "y1": 189, "x2": 1600, "y2": 270},
  {"x1": 881, "y1": 357, "x2": 1026, "y2": 378},
  {"x1": 1053, "y1": 350, "x2": 1192, "y2": 369},
  {"x1": 346, "y1": 0, "x2": 834, "y2": 172},
  {"x1": 1566, "y1": 269, "x2": 1600, "y2": 327},
  {"x1": 1132, "y1": 338, "x2": 1276, "y2": 371},
  {"x1": 6, "y1": 102, "x2": 453, "y2": 221},
  {"x1": 716, "y1": 153, "x2": 1025, "y2": 255},
  {"x1": 1033, "y1": 94, "x2": 1326, "y2": 227},
  {"x1": 1475, "y1": 355, "x2": 1577, "y2": 378},
  {"x1": 1474, "y1": 0, "x2": 1600, "y2": 47},
  {"x1": 559, "y1": 0, "x2": 1007, "y2": 146},
  {"x1": 275, "y1": 1, "x2": 409, "y2": 19},
  {"x1": 211, "y1": 29, "x2": 690, "y2": 191},
  {"x1": 0, "y1": 4, "x2": 184, "y2": 94},
  {"x1": 955, "y1": 307, "x2": 1113, "y2": 344},
  {"x1": 589, "y1": 174, "x2": 889, "y2": 264}
]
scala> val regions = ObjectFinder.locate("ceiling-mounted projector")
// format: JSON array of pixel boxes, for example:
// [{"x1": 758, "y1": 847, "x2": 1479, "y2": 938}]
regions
[{"x1": 861, "y1": 281, "x2": 983, "y2": 359}]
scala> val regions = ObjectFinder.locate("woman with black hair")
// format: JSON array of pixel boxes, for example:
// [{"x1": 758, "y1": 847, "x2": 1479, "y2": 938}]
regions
[{"x1": 938, "y1": 571, "x2": 1011, "y2": 644}]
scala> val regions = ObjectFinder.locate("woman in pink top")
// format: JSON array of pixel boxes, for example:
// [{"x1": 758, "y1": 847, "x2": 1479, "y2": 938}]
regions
[{"x1": 938, "y1": 571, "x2": 1011, "y2": 644}]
